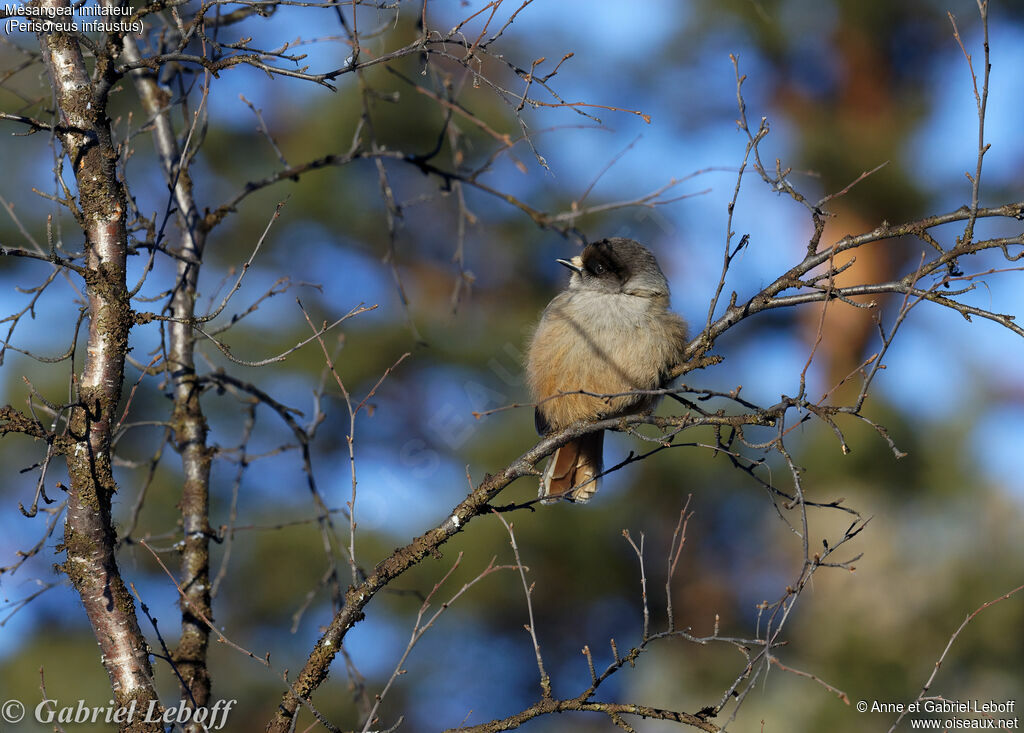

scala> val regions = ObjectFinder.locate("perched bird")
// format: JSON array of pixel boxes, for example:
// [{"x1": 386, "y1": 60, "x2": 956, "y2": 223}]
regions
[{"x1": 526, "y1": 238, "x2": 687, "y2": 502}]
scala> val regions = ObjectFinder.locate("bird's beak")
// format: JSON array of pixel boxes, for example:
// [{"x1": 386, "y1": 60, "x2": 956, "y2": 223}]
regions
[{"x1": 556, "y1": 256, "x2": 584, "y2": 274}]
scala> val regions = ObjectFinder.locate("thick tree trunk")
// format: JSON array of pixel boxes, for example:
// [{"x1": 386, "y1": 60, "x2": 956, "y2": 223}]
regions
[
  {"x1": 36, "y1": 6, "x2": 162, "y2": 729},
  {"x1": 122, "y1": 35, "x2": 215, "y2": 717}
]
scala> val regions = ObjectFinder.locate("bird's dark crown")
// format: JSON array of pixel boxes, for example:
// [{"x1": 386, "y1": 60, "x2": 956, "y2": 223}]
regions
[{"x1": 574, "y1": 238, "x2": 669, "y2": 296}]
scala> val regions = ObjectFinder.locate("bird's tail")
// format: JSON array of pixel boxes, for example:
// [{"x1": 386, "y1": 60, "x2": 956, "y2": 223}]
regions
[{"x1": 540, "y1": 431, "x2": 603, "y2": 503}]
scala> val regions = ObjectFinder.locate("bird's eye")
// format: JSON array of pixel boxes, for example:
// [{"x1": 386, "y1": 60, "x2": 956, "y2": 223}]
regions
[{"x1": 592, "y1": 263, "x2": 605, "y2": 275}]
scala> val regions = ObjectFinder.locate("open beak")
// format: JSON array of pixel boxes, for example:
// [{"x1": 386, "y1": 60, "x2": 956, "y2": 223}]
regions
[{"x1": 556, "y1": 256, "x2": 584, "y2": 274}]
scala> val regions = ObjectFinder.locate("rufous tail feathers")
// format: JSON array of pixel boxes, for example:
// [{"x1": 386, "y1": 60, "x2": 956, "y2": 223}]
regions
[{"x1": 540, "y1": 431, "x2": 603, "y2": 503}]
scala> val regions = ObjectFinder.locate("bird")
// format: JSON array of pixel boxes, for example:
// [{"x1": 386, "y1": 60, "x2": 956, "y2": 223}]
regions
[{"x1": 526, "y1": 238, "x2": 687, "y2": 502}]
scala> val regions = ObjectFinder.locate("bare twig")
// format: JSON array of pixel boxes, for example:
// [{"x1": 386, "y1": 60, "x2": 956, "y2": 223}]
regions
[{"x1": 493, "y1": 511, "x2": 551, "y2": 699}]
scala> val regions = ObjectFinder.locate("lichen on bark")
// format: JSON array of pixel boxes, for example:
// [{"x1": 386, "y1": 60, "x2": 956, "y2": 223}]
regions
[{"x1": 34, "y1": 3, "x2": 163, "y2": 728}]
